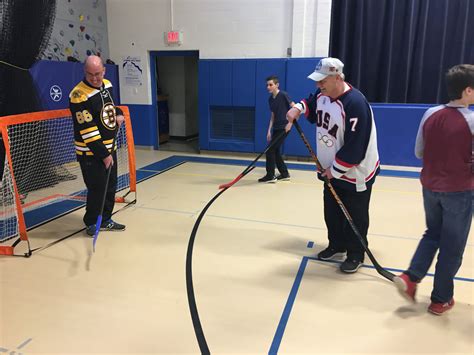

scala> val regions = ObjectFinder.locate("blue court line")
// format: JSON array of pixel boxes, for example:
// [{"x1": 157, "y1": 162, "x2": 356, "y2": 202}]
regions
[
  {"x1": 269, "y1": 256, "x2": 309, "y2": 355},
  {"x1": 308, "y1": 257, "x2": 474, "y2": 283},
  {"x1": 25, "y1": 199, "x2": 84, "y2": 228},
  {"x1": 22, "y1": 158, "x2": 183, "y2": 230},
  {"x1": 269, "y1": 249, "x2": 474, "y2": 354},
  {"x1": 140, "y1": 156, "x2": 187, "y2": 172},
  {"x1": 140, "y1": 155, "x2": 420, "y2": 179}
]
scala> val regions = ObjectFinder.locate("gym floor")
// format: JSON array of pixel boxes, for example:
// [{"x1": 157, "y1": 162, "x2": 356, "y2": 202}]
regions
[{"x1": 1, "y1": 149, "x2": 473, "y2": 354}]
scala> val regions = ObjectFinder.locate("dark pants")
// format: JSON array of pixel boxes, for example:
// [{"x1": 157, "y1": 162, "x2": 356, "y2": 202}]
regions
[
  {"x1": 323, "y1": 183, "x2": 372, "y2": 262},
  {"x1": 79, "y1": 154, "x2": 117, "y2": 227},
  {"x1": 407, "y1": 188, "x2": 472, "y2": 303},
  {"x1": 266, "y1": 128, "x2": 288, "y2": 177}
]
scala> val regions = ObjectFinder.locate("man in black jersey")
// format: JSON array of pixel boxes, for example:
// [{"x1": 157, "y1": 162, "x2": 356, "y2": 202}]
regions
[{"x1": 69, "y1": 55, "x2": 126, "y2": 236}]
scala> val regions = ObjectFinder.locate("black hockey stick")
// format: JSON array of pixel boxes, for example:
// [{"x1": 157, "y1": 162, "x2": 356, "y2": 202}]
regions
[
  {"x1": 92, "y1": 131, "x2": 119, "y2": 252},
  {"x1": 186, "y1": 130, "x2": 287, "y2": 354},
  {"x1": 92, "y1": 163, "x2": 113, "y2": 251},
  {"x1": 218, "y1": 130, "x2": 287, "y2": 189},
  {"x1": 292, "y1": 120, "x2": 395, "y2": 282}
]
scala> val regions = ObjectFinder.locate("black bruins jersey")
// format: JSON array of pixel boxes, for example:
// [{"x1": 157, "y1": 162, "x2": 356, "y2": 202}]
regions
[{"x1": 69, "y1": 79, "x2": 123, "y2": 159}]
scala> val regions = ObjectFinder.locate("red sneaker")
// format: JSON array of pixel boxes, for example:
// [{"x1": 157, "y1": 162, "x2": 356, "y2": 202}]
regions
[
  {"x1": 428, "y1": 299, "x2": 455, "y2": 316},
  {"x1": 394, "y1": 273, "x2": 417, "y2": 303}
]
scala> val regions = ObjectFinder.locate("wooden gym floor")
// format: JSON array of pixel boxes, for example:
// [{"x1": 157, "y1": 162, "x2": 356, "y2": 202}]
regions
[{"x1": 0, "y1": 149, "x2": 472, "y2": 354}]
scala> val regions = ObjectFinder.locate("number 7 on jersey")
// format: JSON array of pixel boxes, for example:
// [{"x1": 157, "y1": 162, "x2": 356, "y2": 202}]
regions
[{"x1": 349, "y1": 117, "x2": 358, "y2": 132}]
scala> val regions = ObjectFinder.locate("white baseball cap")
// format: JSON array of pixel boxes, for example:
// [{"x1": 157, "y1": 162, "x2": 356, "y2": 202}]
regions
[{"x1": 308, "y1": 57, "x2": 344, "y2": 81}]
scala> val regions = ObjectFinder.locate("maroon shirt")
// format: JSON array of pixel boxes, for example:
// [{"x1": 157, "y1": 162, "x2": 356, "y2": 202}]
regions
[{"x1": 415, "y1": 105, "x2": 473, "y2": 192}]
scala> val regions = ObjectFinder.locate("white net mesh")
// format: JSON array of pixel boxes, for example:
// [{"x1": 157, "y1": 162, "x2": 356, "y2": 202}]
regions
[
  {"x1": 0, "y1": 111, "x2": 133, "y2": 245},
  {"x1": 0, "y1": 158, "x2": 20, "y2": 243}
]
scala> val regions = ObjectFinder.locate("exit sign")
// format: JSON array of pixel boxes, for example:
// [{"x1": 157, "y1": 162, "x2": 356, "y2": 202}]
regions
[{"x1": 164, "y1": 31, "x2": 183, "y2": 45}]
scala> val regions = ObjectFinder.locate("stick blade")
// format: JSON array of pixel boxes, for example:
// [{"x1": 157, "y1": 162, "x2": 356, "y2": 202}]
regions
[
  {"x1": 218, "y1": 183, "x2": 230, "y2": 190},
  {"x1": 218, "y1": 174, "x2": 243, "y2": 190},
  {"x1": 92, "y1": 215, "x2": 103, "y2": 253}
]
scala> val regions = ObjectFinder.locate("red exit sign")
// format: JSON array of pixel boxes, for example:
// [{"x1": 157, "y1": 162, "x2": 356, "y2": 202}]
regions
[{"x1": 164, "y1": 31, "x2": 183, "y2": 45}]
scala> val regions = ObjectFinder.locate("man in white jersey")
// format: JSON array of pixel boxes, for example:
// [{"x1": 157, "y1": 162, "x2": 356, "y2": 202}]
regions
[{"x1": 286, "y1": 57, "x2": 380, "y2": 273}]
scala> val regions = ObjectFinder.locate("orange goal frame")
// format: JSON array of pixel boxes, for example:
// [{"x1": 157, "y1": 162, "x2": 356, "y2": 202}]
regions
[{"x1": 0, "y1": 106, "x2": 136, "y2": 256}]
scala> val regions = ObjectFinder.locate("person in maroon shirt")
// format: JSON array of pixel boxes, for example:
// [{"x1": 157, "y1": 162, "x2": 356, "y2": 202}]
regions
[{"x1": 394, "y1": 64, "x2": 474, "y2": 316}]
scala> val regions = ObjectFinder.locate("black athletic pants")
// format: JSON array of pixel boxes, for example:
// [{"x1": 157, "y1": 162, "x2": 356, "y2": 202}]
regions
[
  {"x1": 323, "y1": 183, "x2": 372, "y2": 262},
  {"x1": 79, "y1": 153, "x2": 117, "y2": 227},
  {"x1": 266, "y1": 128, "x2": 288, "y2": 177}
]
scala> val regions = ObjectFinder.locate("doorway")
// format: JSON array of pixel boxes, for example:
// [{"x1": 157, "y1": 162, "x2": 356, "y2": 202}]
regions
[{"x1": 150, "y1": 50, "x2": 199, "y2": 153}]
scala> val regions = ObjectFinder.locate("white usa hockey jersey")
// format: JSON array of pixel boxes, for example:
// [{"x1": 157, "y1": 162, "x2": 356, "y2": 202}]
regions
[{"x1": 297, "y1": 85, "x2": 380, "y2": 191}]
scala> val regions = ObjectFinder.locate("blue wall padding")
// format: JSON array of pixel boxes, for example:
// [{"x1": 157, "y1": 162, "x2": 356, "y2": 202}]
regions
[
  {"x1": 284, "y1": 58, "x2": 321, "y2": 156},
  {"x1": 232, "y1": 60, "x2": 256, "y2": 106},
  {"x1": 372, "y1": 104, "x2": 431, "y2": 167},
  {"x1": 28, "y1": 59, "x2": 431, "y2": 167},
  {"x1": 286, "y1": 58, "x2": 320, "y2": 100},
  {"x1": 210, "y1": 60, "x2": 232, "y2": 106},
  {"x1": 199, "y1": 58, "x2": 433, "y2": 167},
  {"x1": 198, "y1": 61, "x2": 211, "y2": 150},
  {"x1": 209, "y1": 140, "x2": 254, "y2": 152},
  {"x1": 127, "y1": 104, "x2": 157, "y2": 147},
  {"x1": 30, "y1": 60, "x2": 120, "y2": 111}
]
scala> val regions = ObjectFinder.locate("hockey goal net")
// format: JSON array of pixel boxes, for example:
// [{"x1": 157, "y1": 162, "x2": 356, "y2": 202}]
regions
[{"x1": 0, "y1": 106, "x2": 136, "y2": 256}]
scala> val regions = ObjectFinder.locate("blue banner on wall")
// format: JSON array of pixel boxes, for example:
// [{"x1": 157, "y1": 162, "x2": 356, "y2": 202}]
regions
[{"x1": 29, "y1": 60, "x2": 120, "y2": 111}]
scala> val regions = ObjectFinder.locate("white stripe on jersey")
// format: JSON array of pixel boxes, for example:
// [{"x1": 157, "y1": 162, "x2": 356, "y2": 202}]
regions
[
  {"x1": 82, "y1": 130, "x2": 100, "y2": 140},
  {"x1": 75, "y1": 145, "x2": 90, "y2": 152}
]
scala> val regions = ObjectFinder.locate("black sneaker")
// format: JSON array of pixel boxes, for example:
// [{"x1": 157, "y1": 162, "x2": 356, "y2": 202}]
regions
[
  {"x1": 340, "y1": 259, "x2": 362, "y2": 273},
  {"x1": 317, "y1": 247, "x2": 346, "y2": 261},
  {"x1": 276, "y1": 174, "x2": 290, "y2": 181},
  {"x1": 258, "y1": 175, "x2": 277, "y2": 183},
  {"x1": 86, "y1": 224, "x2": 97, "y2": 236},
  {"x1": 100, "y1": 219, "x2": 126, "y2": 231}
]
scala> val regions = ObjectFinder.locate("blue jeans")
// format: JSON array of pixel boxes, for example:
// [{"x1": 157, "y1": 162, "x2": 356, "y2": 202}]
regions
[{"x1": 407, "y1": 188, "x2": 472, "y2": 303}]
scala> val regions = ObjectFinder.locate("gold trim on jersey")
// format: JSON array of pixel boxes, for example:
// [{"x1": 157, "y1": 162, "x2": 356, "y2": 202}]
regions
[
  {"x1": 69, "y1": 82, "x2": 99, "y2": 103},
  {"x1": 84, "y1": 135, "x2": 101, "y2": 144},
  {"x1": 76, "y1": 150, "x2": 94, "y2": 156},
  {"x1": 80, "y1": 126, "x2": 102, "y2": 143},
  {"x1": 79, "y1": 126, "x2": 99, "y2": 135},
  {"x1": 103, "y1": 79, "x2": 112, "y2": 89},
  {"x1": 70, "y1": 80, "x2": 114, "y2": 104},
  {"x1": 75, "y1": 148, "x2": 116, "y2": 156}
]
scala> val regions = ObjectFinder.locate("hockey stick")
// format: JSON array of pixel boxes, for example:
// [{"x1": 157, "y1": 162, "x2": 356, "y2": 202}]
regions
[
  {"x1": 92, "y1": 132, "x2": 119, "y2": 253},
  {"x1": 292, "y1": 120, "x2": 395, "y2": 282},
  {"x1": 187, "y1": 130, "x2": 288, "y2": 354},
  {"x1": 218, "y1": 130, "x2": 287, "y2": 189},
  {"x1": 92, "y1": 164, "x2": 112, "y2": 252},
  {"x1": 186, "y1": 188, "x2": 222, "y2": 355}
]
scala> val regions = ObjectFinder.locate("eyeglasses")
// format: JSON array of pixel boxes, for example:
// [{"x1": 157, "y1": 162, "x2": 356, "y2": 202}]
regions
[{"x1": 85, "y1": 70, "x2": 104, "y2": 78}]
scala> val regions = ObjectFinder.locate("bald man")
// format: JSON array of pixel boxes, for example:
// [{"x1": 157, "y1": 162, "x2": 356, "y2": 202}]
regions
[{"x1": 69, "y1": 55, "x2": 126, "y2": 236}]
